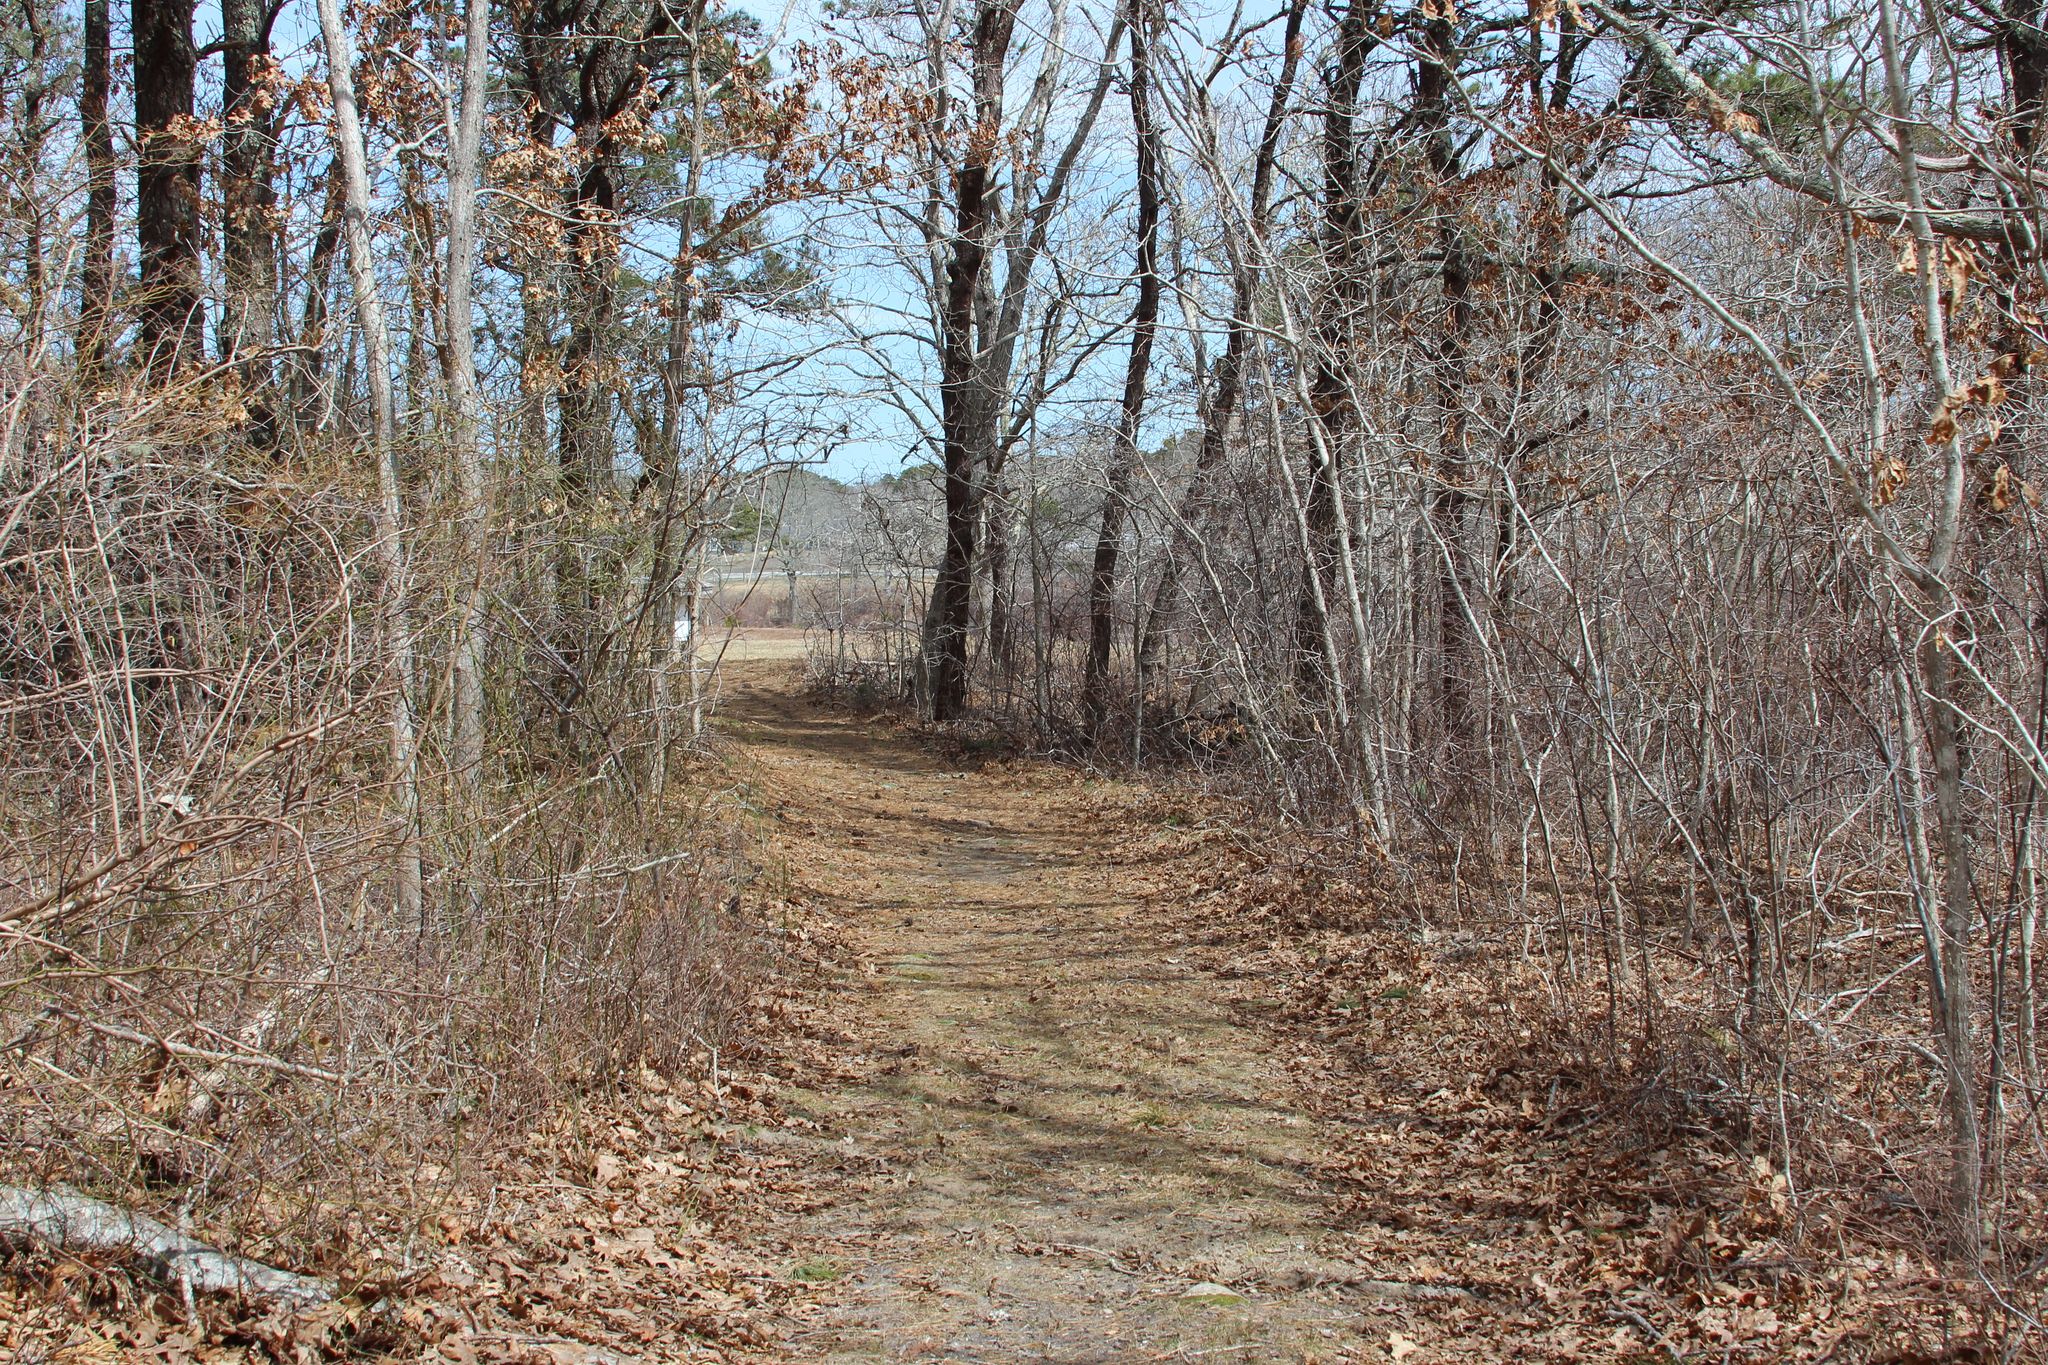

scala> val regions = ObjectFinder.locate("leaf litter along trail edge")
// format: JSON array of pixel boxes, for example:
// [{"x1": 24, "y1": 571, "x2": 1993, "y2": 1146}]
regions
[
  {"x1": 714, "y1": 664, "x2": 1454, "y2": 1363},
  {"x1": 702, "y1": 665, "x2": 1988, "y2": 1364}
]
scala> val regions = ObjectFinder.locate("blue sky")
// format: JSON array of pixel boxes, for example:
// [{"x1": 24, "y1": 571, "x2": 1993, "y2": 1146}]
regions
[{"x1": 134, "y1": 0, "x2": 1188, "y2": 484}]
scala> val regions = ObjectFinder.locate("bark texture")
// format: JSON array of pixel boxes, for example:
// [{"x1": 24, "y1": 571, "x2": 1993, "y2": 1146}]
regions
[{"x1": 0, "y1": 1187, "x2": 332, "y2": 1306}]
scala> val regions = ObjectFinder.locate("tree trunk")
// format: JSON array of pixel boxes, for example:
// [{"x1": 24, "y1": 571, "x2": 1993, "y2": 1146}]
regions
[
  {"x1": 1921, "y1": 633, "x2": 1984, "y2": 1261},
  {"x1": 13, "y1": 0, "x2": 53, "y2": 352},
  {"x1": 985, "y1": 480, "x2": 1014, "y2": 677},
  {"x1": 1877, "y1": 0, "x2": 1983, "y2": 1259},
  {"x1": 134, "y1": 0, "x2": 202, "y2": 372},
  {"x1": 1417, "y1": 10, "x2": 1480, "y2": 784},
  {"x1": 445, "y1": 0, "x2": 492, "y2": 790},
  {"x1": 219, "y1": 0, "x2": 279, "y2": 434},
  {"x1": 0, "y1": 1187, "x2": 332, "y2": 1306},
  {"x1": 920, "y1": 0, "x2": 1019, "y2": 721},
  {"x1": 78, "y1": 0, "x2": 114, "y2": 377},
  {"x1": 1084, "y1": 0, "x2": 1162, "y2": 734},
  {"x1": 549, "y1": 36, "x2": 649, "y2": 716},
  {"x1": 290, "y1": 169, "x2": 344, "y2": 430},
  {"x1": 1294, "y1": 0, "x2": 1372, "y2": 695},
  {"x1": 316, "y1": 0, "x2": 425, "y2": 926}
]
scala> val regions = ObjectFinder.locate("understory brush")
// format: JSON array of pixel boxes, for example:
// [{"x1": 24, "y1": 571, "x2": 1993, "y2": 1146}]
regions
[
  {"x1": 1096, "y1": 780, "x2": 2048, "y2": 1358},
  {"x1": 0, "y1": 388, "x2": 767, "y2": 1336}
]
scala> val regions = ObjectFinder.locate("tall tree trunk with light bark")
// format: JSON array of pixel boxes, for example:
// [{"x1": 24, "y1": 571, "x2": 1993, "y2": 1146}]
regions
[
  {"x1": 315, "y1": 0, "x2": 426, "y2": 925},
  {"x1": 445, "y1": 0, "x2": 492, "y2": 791}
]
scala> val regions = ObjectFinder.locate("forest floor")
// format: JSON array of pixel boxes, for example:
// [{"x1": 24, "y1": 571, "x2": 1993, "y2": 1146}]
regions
[
  {"x1": 715, "y1": 666, "x2": 1415, "y2": 1363},
  {"x1": 0, "y1": 660, "x2": 1983, "y2": 1363},
  {"x1": 679, "y1": 664, "x2": 1971, "y2": 1363}
]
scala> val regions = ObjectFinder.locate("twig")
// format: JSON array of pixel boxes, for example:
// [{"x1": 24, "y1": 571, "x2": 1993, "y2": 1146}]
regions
[
  {"x1": 1608, "y1": 1306, "x2": 1685, "y2": 1362},
  {"x1": 54, "y1": 1012, "x2": 345, "y2": 1084},
  {"x1": 1045, "y1": 1241, "x2": 1141, "y2": 1274}
]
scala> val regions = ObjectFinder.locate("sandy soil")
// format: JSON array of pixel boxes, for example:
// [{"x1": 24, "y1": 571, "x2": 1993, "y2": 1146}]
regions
[{"x1": 718, "y1": 667, "x2": 1408, "y2": 1364}]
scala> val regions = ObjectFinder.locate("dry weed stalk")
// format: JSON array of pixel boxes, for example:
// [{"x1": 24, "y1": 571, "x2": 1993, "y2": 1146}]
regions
[{"x1": 0, "y1": 366, "x2": 759, "y2": 1284}]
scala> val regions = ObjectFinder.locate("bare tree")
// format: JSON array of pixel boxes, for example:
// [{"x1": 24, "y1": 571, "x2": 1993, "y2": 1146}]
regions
[
  {"x1": 1083, "y1": 0, "x2": 1162, "y2": 732},
  {"x1": 315, "y1": 0, "x2": 425, "y2": 922},
  {"x1": 445, "y1": 0, "x2": 491, "y2": 792}
]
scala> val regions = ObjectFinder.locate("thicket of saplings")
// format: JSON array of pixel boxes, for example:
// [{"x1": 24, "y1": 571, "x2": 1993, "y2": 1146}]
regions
[
  {"x1": 0, "y1": 369, "x2": 758, "y2": 1293},
  {"x1": 827, "y1": 342, "x2": 2048, "y2": 1289}
]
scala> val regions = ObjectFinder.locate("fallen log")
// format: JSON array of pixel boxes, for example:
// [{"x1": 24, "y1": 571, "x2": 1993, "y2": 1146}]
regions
[{"x1": 0, "y1": 1186, "x2": 333, "y2": 1307}]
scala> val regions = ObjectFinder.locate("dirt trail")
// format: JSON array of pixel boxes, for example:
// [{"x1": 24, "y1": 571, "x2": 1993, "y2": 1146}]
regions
[{"x1": 719, "y1": 670, "x2": 1409, "y2": 1364}]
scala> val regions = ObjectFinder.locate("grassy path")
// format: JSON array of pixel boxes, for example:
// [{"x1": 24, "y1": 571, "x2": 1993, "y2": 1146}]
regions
[{"x1": 720, "y1": 671, "x2": 1400, "y2": 1364}]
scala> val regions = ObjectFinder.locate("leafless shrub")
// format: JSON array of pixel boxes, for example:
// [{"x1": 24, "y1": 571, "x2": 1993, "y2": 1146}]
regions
[{"x1": 0, "y1": 373, "x2": 758, "y2": 1267}]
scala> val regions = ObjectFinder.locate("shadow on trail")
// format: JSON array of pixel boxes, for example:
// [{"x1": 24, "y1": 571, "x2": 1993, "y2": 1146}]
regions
[{"x1": 720, "y1": 667, "x2": 1387, "y2": 1363}]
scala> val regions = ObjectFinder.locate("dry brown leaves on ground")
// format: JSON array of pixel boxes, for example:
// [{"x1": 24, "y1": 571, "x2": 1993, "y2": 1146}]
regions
[
  {"x1": 9, "y1": 685, "x2": 2040, "y2": 1363},
  {"x1": 1089, "y1": 780, "x2": 2035, "y2": 1362},
  {"x1": 0, "y1": 891, "x2": 867, "y2": 1365}
]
